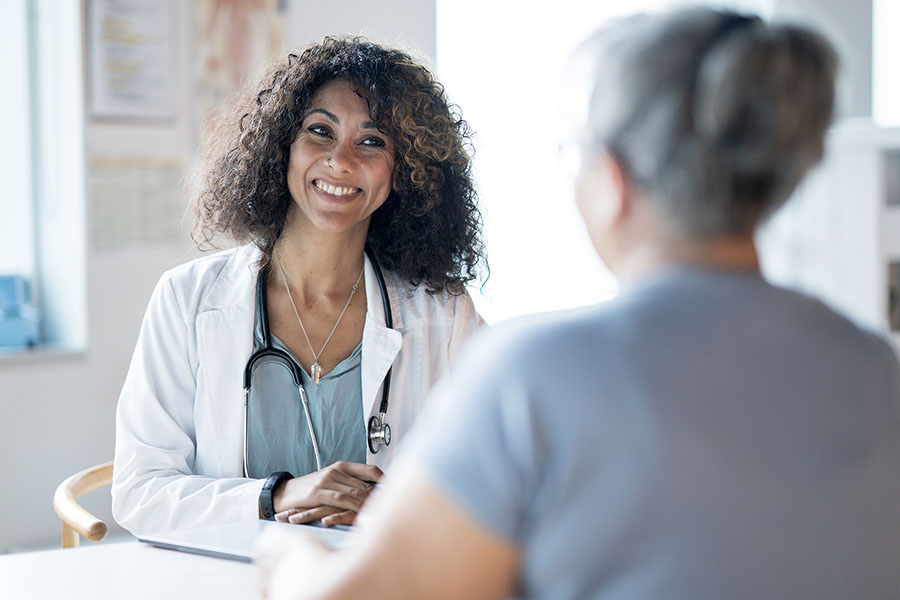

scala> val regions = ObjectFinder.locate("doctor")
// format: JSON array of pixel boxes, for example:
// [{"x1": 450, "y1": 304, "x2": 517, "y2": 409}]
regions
[{"x1": 112, "y1": 37, "x2": 486, "y2": 535}]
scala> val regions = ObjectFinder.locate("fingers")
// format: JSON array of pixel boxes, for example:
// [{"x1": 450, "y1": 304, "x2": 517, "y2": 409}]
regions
[
  {"x1": 275, "y1": 506, "x2": 358, "y2": 526},
  {"x1": 274, "y1": 508, "x2": 300, "y2": 523},
  {"x1": 315, "y1": 465, "x2": 378, "y2": 501},
  {"x1": 320, "y1": 468, "x2": 376, "y2": 497},
  {"x1": 276, "y1": 462, "x2": 381, "y2": 513},
  {"x1": 312, "y1": 483, "x2": 366, "y2": 512},
  {"x1": 332, "y1": 461, "x2": 384, "y2": 483},
  {"x1": 286, "y1": 505, "x2": 343, "y2": 524},
  {"x1": 320, "y1": 510, "x2": 356, "y2": 526}
]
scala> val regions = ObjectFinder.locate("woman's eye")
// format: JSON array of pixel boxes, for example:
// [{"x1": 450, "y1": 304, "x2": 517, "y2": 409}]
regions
[
  {"x1": 307, "y1": 125, "x2": 332, "y2": 138},
  {"x1": 361, "y1": 136, "x2": 387, "y2": 148}
]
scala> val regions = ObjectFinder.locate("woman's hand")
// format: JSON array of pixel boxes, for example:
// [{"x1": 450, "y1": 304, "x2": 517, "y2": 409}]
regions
[
  {"x1": 274, "y1": 505, "x2": 355, "y2": 526},
  {"x1": 272, "y1": 461, "x2": 382, "y2": 526}
]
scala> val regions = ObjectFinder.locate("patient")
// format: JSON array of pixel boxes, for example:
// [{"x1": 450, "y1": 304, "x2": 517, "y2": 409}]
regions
[{"x1": 257, "y1": 7, "x2": 900, "y2": 599}]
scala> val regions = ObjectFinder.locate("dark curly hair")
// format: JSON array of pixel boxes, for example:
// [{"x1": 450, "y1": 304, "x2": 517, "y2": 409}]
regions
[{"x1": 192, "y1": 36, "x2": 486, "y2": 294}]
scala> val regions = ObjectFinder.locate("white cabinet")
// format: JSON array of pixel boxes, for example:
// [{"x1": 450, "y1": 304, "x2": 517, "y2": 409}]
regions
[{"x1": 757, "y1": 120, "x2": 900, "y2": 350}]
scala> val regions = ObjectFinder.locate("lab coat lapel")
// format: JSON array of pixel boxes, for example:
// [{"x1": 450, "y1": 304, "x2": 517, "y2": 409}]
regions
[
  {"x1": 361, "y1": 254, "x2": 403, "y2": 420},
  {"x1": 196, "y1": 245, "x2": 260, "y2": 476},
  {"x1": 197, "y1": 305, "x2": 254, "y2": 475}
]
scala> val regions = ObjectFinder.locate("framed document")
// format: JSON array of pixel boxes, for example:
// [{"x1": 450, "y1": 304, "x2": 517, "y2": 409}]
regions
[{"x1": 87, "y1": 0, "x2": 177, "y2": 121}]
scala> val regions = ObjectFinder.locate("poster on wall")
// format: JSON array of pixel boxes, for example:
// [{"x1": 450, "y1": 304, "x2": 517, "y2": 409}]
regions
[
  {"x1": 90, "y1": 158, "x2": 186, "y2": 248},
  {"x1": 87, "y1": 0, "x2": 177, "y2": 121},
  {"x1": 193, "y1": 0, "x2": 285, "y2": 143}
]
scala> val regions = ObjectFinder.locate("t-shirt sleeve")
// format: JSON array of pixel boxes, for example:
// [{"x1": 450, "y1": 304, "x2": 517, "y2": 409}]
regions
[{"x1": 399, "y1": 327, "x2": 545, "y2": 543}]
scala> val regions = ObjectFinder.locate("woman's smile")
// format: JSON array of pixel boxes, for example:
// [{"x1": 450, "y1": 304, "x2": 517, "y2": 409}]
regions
[{"x1": 312, "y1": 178, "x2": 362, "y2": 201}]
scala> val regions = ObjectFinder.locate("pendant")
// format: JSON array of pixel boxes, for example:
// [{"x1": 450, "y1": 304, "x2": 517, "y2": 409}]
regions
[{"x1": 312, "y1": 362, "x2": 322, "y2": 386}]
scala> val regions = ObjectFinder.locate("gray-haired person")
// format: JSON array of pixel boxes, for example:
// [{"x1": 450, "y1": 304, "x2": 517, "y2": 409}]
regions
[{"x1": 256, "y1": 8, "x2": 900, "y2": 599}]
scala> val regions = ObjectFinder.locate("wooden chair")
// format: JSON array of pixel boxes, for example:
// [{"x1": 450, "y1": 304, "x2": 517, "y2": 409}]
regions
[{"x1": 53, "y1": 461, "x2": 114, "y2": 548}]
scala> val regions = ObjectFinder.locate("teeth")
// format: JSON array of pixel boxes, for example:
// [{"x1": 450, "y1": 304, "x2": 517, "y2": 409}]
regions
[{"x1": 315, "y1": 180, "x2": 357, "y2": 196}]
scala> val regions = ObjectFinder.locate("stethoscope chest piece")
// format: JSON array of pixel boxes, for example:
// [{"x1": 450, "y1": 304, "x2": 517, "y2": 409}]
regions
[{"x1": 368, "y1": 413, "x2": 391, "y2": 454}]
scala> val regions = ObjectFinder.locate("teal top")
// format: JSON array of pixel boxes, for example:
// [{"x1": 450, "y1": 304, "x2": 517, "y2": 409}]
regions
[{"x1": 247, "y1": 313, "x2": 366, "y2": 479}]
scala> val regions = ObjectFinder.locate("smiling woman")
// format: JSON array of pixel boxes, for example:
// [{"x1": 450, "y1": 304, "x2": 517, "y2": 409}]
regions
[
  {"x1": 111, "y1": 37, "x2": 488, "y2": 536},
  {"x1": 193, "y1": 37, "x2": 484, "y2": 293}
]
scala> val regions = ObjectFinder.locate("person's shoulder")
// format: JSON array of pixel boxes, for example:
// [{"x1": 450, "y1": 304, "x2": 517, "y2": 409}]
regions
[
  {"x1": 388, "y1": 275, "x2": 480, "y2": 328},
  {"x1": 154, "y1": 244, "x2": 259, "y2": 311},
  {"x1": 159, "y1": 246, "x2": 233, "y2": 278},
  {"x1": 454, "y1": 304, "x2": 608, "y2": 385},
  {"x1": 502, "y1": 304, "x2": 608, "y2": 349},
  {"x1": 772, "y1": 282, "x2": 892, "y2": 348},
  {"x1": 157, "y1": 246, "x2": 241, "y2": 290},
  {"x1": 763, "y1": 280, "x2": 900, "y2": 379}
]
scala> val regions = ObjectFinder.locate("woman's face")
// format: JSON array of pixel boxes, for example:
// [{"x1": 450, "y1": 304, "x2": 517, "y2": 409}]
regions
[{"x1": 286, "y1": 78, "x2": 396, "y2": 237}]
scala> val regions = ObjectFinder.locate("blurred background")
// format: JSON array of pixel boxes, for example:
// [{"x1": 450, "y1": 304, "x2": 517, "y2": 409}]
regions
[{"x1": 0, "y1": 0, "x2": 897, "y2": 553}]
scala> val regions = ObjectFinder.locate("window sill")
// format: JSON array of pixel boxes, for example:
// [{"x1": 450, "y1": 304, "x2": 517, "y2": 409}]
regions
[{"x1": 0, "y1": 343, "x2": 86, "y2": 366}]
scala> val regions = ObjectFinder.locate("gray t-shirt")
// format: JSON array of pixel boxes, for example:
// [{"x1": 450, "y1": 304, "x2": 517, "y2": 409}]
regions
[{"x1": 405, "y1": 267, "x2": 900, "y2": 599}]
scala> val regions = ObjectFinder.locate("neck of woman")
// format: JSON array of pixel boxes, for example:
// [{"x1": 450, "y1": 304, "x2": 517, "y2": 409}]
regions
[
  {"x1": 273, "y1": 218, "x2": 368, "y2": 302},
  {"x1": 616, "y1": 232, "x2": 760, "y2": 287}
]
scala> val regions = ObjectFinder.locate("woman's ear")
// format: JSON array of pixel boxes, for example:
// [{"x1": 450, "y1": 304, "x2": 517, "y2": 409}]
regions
[{"x1": 576, "y1": 149, "x2": 631, "y2": 235}]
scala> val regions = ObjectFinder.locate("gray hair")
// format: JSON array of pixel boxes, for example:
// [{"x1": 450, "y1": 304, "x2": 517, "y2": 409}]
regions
[{"x1": 577, "y1": 7, "x2": 837, "y2": 236}]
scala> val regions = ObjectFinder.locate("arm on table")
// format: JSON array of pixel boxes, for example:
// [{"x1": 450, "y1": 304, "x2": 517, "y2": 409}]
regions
[
  {"x1": 257, "y1": 460, "x2": 519, "y2": 600},
  {"x1": 113, "y1": 276, "x2": 264, "y2": 534}
]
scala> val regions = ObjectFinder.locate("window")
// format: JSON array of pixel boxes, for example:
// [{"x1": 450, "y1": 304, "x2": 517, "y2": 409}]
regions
[
  {"x1": 436, "y1": 2, "x2": 633, "y2": 323},
  {"x1": 0, "y1": 0, "x2": 86, "y2": 354},
  {"x1": 0, "y1": 0, "x2": 39, "y2": 349}
]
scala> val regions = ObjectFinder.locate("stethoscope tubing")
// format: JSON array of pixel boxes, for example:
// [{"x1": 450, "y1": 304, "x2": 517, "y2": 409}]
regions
[{"x1": 298, "y1": 385, "x2": 323, "y2": 472}]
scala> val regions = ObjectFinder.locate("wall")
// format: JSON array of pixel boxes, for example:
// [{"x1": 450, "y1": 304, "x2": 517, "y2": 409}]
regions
[
  {"x1": 772, "y1": 0, "x2": 872, "y2": 118},
  {"x1": 0, "y1": 0, "x2": 435, "y2": 553},
  {"x1": 285, "y1": 0, "x2": 435, "y2": 57}
]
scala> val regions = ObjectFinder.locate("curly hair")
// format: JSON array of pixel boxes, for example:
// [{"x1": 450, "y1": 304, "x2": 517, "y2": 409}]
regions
[{"x1": 192, "y1": 36, "x2": 486, "y2": 294}]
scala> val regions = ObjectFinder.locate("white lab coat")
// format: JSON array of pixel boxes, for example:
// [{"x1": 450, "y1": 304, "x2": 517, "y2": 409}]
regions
[{"x1": 112, "y1": 244, "x2": 483, "y2": 535}]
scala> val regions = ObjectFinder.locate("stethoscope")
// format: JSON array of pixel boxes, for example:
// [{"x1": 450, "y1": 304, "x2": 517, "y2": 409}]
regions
[{"x1": 241, "y1": 246, "x2": 393, "y2": 478}]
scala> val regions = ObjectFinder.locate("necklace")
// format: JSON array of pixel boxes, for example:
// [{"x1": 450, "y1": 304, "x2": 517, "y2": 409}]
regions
[{"x1": 274, "y1": 251, "x2": 364, "y2": 385}]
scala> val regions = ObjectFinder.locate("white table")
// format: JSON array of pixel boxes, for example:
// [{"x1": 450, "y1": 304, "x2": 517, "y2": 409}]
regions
[{"x1": 0, "y1": 541, "x2": 260, "y2": 600}]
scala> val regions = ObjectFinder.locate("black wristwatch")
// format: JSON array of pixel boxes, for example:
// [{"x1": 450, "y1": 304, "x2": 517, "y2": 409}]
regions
[{"x1": 259, "y1": 471, "x2": 293, "y2": 520}]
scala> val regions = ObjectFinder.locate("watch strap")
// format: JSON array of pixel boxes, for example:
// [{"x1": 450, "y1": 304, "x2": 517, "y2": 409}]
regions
[{"x1": 259, "y1": 471, "x2": 293, "y2": 520}]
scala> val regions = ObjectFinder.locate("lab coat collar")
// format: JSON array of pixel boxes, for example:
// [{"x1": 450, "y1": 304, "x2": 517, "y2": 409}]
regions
[{"x1": 204, "y1": 244, "x2": 262, "y2": 311}]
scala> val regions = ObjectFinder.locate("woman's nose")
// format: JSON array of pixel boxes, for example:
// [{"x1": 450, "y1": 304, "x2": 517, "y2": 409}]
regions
[{"x1": 325, "y1": 140, "x2": 354, "y2": 172}]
